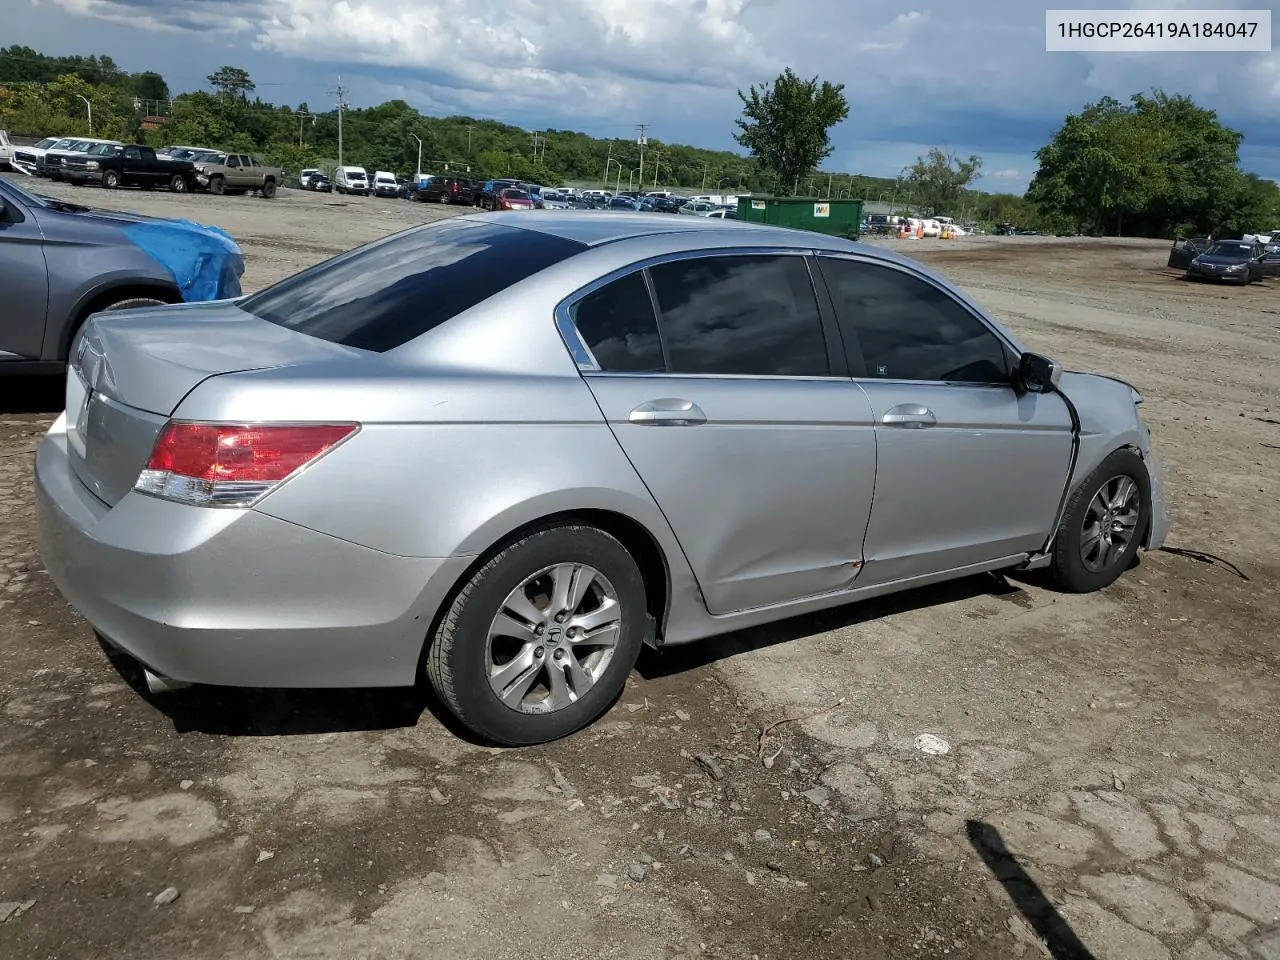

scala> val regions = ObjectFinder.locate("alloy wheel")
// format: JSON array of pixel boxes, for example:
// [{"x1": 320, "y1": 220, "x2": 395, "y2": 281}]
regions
[
  {"x1": 1079, "y1": 475, "x2": 1141, "y2": 573},
  {"x1": 486, "y1": 563, "x2": 622, "y2": 714}
]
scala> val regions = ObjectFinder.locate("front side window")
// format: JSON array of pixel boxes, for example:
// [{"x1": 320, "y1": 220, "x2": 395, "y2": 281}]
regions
[
  {"x1": 124, "y1": 147, "x2": 142, "y2": 160},
  {"x1": 819, "y1": 258, "x2": 1009, "y2": 384},
  {"x1": 648, "y1": 255, "x2": 829, "y2": 377},
  {"x1": 239, "y1": 219, "x2": 586, "y2": 352},
  {"x1": 570, "y1": 271, "x2": 664, "y2": 373}
]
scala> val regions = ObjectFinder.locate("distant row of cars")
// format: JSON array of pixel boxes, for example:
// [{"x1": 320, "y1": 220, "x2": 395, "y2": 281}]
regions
[{"x1": 9, "y1": 136, "x2": 284, "y2": 198}]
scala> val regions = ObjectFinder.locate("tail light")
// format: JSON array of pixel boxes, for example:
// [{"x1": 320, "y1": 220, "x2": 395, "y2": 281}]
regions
[{"x1": 134, "y1": 422, "x2": 358, "y2": 507}]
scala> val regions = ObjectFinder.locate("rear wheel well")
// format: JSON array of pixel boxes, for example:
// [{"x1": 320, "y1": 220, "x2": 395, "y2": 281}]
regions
[
  {"x1": 425, "y1": 510, "x2": 671, "y2": 659},
  {"x1": 65, "y1": 283, "x2": 182, "y2": 354}
]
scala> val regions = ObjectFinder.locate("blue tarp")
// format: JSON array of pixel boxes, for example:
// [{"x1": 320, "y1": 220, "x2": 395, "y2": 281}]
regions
[{"x1": 121, "y1": 219, "x2": 245, "y2": 302}]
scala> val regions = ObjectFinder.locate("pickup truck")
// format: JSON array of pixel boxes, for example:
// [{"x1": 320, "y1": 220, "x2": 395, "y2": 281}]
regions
[
  {"x1": 63, "y1": 144, "x2": 197, "y2": 192},
  {"x1": 192, "y1": 152, "x2": 284, "y2": 198},
  {"x1": 0, "y1": 130, "x2": 14, "y2": 171}
]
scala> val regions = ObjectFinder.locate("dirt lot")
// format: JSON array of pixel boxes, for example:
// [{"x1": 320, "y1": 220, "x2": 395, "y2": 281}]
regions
[{"x1": 2, "y1": 179, "x2": 1278, "y2": 960}]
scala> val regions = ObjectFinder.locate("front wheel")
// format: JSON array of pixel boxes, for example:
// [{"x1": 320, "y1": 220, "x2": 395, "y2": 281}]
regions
[
  {"x1": 170, "y1": 174, "x2": 189, "y2": 192},
  {"x1": 103, "y1": 170, "x2": 120, "y2": 189},
  {"x1": 209, "y1": 176, "x2": 226, "y2": 196},
  {"x1": 426, "y1": 524, "x2": 647, "y2": 746},
  {"x1": 1050, "y1": 449, "x2": 1150, "y2": 593}
]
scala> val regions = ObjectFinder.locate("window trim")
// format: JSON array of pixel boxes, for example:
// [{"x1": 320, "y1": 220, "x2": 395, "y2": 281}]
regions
[
  {"x1": 814, "y1": 252, "x2": 1019, "y2": 388},
  {"x1": 554, "y1": 246, "x2": 846, "y2": 381}
]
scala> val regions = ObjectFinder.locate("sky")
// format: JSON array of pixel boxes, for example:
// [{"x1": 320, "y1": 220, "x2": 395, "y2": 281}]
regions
[{"x1": 10, "y1": 0, "x2": 1280, "y2": 192}]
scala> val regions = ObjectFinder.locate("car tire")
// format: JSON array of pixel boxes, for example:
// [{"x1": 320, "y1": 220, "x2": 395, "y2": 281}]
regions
[
  {"x1": 1050, "y1": 449, "x2": 1150, "y2": 594},
  {"x1": 103, "y1": 170, "x2": 120, "y2": 189},
  {"x1": 170, "y1": 174, "x2": 189, "y2": 192},
  {"x1": 209, "y1": 176, "x2": 226, "y2": 196},
  {"x1": 426, "y1": 524, "x2": 648, "y2": 746},
  {"x1": 261, "y1": 180, "x2": 277, "y2": 199}
]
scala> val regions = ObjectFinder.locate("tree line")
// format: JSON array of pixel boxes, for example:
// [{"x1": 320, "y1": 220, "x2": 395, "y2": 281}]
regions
[{"x1": 2, "y1": 45, "x2": 1274, "y2": 236}]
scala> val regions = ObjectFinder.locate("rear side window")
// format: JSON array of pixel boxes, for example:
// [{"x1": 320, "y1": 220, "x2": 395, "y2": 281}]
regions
[
  {"x1": 239, "y1": 220, "x2": 586, "y2": 352},
  {"x1": 570, "y1": 272, "x2": 665, "y2": 373},
  {"x1": 648, "y1": 255, "x2": 829, "y2": 377}
]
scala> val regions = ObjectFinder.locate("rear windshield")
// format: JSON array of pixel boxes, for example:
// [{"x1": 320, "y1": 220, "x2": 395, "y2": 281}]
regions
[
  {"x1": 238, "y1": 219, "x2": 587, "y2": 352},
  {"x1": 503, "y1": 189, "x2": 530, "y2": 199}
]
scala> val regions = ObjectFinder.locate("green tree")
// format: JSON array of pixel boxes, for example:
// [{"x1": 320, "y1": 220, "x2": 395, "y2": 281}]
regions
[
  {"x1": 207, "y1": 65, "x2": 255, "y2": 99},
  {"x1": 902, "y1": 149, "x2": 983, "y2": 216},
  {"x1": 733, "y1": 67, "x2": 849, "y2": 195},
  {"x1": 1028, "y1": 92, "x2": 1256, "y2": 237}
]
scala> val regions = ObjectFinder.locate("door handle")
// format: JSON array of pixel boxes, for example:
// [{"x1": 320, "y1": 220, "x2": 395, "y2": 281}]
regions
[
  {"x1": 880, "y1": 403, "x2": 937, "y2": 428},
  {"x1": 628, "y1": 398, "x2": 707, "y2": 426}
]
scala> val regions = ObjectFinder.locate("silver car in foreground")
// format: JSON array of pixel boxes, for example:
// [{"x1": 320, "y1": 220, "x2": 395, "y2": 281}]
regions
[{"x1": 36, "y1": 212, "x2": 1168, "y2": 745}]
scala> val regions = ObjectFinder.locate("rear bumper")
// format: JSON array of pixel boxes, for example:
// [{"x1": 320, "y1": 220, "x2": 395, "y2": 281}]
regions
[{"x1": 36, "y1": 417, "x2": 471, "y2": 688}]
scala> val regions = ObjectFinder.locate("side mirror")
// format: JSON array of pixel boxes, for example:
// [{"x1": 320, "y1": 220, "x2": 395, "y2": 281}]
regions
[{"x1": 1017, "y1": 352, "x2": 1062, "y2": 393}]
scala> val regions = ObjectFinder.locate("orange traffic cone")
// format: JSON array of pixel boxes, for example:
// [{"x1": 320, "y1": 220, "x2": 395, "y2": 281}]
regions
[
  {"x1": 916, "y1": 221, "x2": 924, "y2": 239},
  {"x1": 897, "y1": 222, "x2": 906, "y2": 239}
]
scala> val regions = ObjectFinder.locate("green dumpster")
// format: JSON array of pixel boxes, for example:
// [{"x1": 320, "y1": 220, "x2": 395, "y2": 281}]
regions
[{"x1": 735, "y1": 195, "x2": 863, "y2": 239}]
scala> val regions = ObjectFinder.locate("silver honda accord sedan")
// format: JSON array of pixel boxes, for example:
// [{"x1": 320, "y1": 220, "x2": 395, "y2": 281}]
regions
[{"x1": 36, "y1": 212, "x2": 1169, "y2": 745}]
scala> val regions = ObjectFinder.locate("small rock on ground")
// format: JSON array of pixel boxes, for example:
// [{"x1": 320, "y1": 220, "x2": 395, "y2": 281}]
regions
[
  {"x1": 753, "y1": 829, "x2": 773, "y2": 843},
  {"x1": 627, "y1": 862, "x2": 648, "y2": 883},
  {"x1": 153, "y1": 887, "x2": 180, "y2": 907},
  {"x1": 425, "y1": 872, "x2": 446, "y2": 890},
  {"x1": 0, "y1": 901, "x2": 36, "y2": 923}
]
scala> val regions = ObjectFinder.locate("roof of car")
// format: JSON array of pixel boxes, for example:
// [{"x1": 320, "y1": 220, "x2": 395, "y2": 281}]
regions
[{"x1": 458, "y1": 209, "x2": 857, "y2": 250}]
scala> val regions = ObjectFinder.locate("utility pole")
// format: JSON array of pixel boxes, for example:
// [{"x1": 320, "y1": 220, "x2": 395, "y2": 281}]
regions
[
  {"x1": 604, "y1": 143, "x2": 612, "y2": 187},
  {"x1": 466, "y1": 124, "x2": 473, "y2": 153},
  {"x1": 410, "y1": 134, "x2": 422, "y2": 179},
  {"x1": 701, "y1": 162, "x2": 708, "y2": 190},
  {"x1": 635, "y1": 124, "x2": 647, "y2": 193},
  {"x1": 330, "y1": 76, "x2": 348, "y2": 167},
  {"x1": 652, "y1": 149, "x2": 661, "y2": 188}
]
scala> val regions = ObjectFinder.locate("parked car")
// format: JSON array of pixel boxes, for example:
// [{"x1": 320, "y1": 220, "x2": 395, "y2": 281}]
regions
[
  {"x1": 309, "y1": 173, "x2": 332, "y2": 193},
  {"x1": 494, "y1": 187, "x2": 534, "y2": 210},
  {"x1": 477, "y1": 179, "x2": 520, "y2": 210},
  {"x1": 1183, "y1": 239, "x2": 1266, "y2": 284},
  {"x1": 609, "y1": 196, "x2": 641, "y2": 211},
  {"x1": 0, "y1": 175, "x2": 243, "y2": 376},
  {"x1": 63, "y1": 144, "x2": 197, "y2": 193},
  {"x1": 33, "y1": 212, "x2": 1167, "y2": 746},
  {"x1": 678, "y1": 200, "x2": 717, "y2": 215},
  {"x1": 298, "y1": 168, "x2": 323, "y2": 189},
  {"x1": 0, "y1": 129, "x2": 15, "y2": 171},
  {"x1": 704, "y1": 208, "x2": 738, "y2": 220},
  {"x1": 372, "y1": 171, "x2": 400, "y2": 198},
  {"x1": 9, "y1": 136, "x2": 72, "y2": 176},
  {"x1": 193, "y1": 152, "x2": 284, "y2": 198},
  {"x1": 41, "y1": 138, "x2": 123, "y2": 179},
  {"x1": 418, "y1": 176, "x2": 478, "y2": 205},
  {"x1": 334, "y1": 165, "x2": 370, "y2": 196}
]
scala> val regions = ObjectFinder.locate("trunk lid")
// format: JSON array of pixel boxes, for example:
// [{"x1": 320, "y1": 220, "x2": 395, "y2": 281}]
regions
[{"x1": 67, "y1": 301, "x2": 364, "y2": 506}]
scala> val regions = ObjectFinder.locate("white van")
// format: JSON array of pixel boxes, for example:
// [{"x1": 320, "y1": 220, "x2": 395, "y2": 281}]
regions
[
  {"x1": 334, "y1": 165, "x2": 369, "y2": 196},
  {"x1": 372, "y1": 170, "x2": 399, "y2": 198}
]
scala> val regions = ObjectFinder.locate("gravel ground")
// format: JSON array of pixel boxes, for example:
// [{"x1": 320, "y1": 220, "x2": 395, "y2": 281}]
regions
[{"x1": 1, "y1": 178, "x2": 1278, "y2": 960}]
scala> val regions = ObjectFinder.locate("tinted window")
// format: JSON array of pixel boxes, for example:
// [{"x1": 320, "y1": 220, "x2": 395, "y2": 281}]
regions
[
  {"x1": 819, "y1": 258, "x2": 1008, "y2": 383},
  {"x1": 648, "y1": 255, "x2": 828, "y2": 377},
  {"x1": 503, "y1": 189, "x2": 529, "y2": 199},
  {"x1": 124, "y1": 147, "x2": 141, "y2": 160},
  {"x1": 570, "y1": 272, "x2": 664, "y2": 373},
  {"x1": 240, "y1": 219, "x2": 586, "y2": 352}
]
